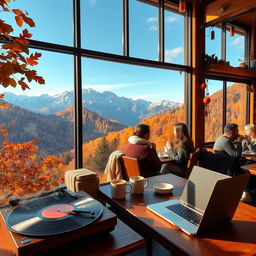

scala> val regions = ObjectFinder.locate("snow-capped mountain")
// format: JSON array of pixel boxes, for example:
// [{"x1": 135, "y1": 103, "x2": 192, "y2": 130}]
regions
[{"x1": 4, "y1": 89, "x2": 181, "y2": 126}]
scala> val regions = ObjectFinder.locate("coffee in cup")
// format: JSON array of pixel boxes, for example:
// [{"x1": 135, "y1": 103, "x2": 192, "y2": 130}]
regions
[
  {"x1": 111, "y1": 179, "x2": 132, "y2": 199},
  {"x1": 129, "y1": 176, "x2": 148, "y2": 195}
]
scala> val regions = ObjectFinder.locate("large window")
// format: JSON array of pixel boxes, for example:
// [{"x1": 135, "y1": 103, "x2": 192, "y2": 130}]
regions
[
  {"x1": 204, "y1": 79, "x2": 248, "y2": 143},
  {"x1": 81, "y1": 58, "x2": 185, "y2": 179},
  {"x1": 1, "y1": 50, "x2": 75, "y2": 201},
  {"x1": 0, "y1": 0, "x2": 191, "y2": 201},
  {"x1": 205, "y1": 24, "x2": 247, "y2": 67}
]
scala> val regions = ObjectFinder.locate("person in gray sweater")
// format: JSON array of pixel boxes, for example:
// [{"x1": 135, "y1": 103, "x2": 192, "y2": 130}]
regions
[{"x1": 213, "y1": 123, "x2": 242, "y2": 158}]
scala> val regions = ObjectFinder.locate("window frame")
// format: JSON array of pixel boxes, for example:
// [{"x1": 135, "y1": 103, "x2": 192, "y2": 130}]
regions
[{"x1": 0, "y1": 0, "x2": 192, "y2": 170}]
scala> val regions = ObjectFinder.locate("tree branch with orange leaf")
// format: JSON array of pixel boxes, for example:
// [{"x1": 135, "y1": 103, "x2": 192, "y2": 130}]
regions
[{"x1": 0, "y1": 0, "x2": 45, "y2": 90}]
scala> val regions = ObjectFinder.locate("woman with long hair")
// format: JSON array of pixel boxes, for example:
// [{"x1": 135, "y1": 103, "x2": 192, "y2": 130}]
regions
[
  {"x1": 242, "y1": 124, "x2": 256, "y2": 152},
  {"x1": 161, "y1": 123, "x2": 195, "y2": 178}
]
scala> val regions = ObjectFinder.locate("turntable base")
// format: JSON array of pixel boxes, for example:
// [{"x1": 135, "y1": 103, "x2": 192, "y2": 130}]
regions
[{"x1": 0, "y1": 192, "x2": 117, "y2": 256}]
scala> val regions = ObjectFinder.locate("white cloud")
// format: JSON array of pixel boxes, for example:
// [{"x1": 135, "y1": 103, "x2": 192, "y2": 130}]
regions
[
  {"x1": 166, "y1": 16, "x2": 177, "y2": 23},
  {"x1": 149, "y1": 25, "x2": 158, "y2": 31},
  {"x1": 146, "y1": 17, "x2": 157, "y2": 23},
  {"x1": 165, "y1": 47, "x2": 184, "y2": 62},
  {"x1": 84, "y1": 81, "x2": 162, "y2": 91},
  {"x1": 88, "y1": 0, "x2": 96, "y2": 7},
  {"x1": 229, "y1": 37, "x2": 244, "y2": 48}
]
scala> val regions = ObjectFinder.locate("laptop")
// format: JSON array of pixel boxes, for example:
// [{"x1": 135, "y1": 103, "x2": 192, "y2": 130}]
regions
[{"x1": 147, "y1": 166, "x2": 249, "y2": 235}]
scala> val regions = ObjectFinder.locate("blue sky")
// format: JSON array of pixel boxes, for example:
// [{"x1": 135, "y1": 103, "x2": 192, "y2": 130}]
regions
[{"x1": 2, "y1": 0, "x2": 243, "y2": 103}]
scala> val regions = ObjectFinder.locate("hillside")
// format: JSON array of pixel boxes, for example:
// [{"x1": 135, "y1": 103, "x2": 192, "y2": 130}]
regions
[
  {"x1": 0, "y1": 102, "x2": 126, "y2": 156},
  {"x1": 205, "y1": 83, "x2": 246, "y2": 142}
]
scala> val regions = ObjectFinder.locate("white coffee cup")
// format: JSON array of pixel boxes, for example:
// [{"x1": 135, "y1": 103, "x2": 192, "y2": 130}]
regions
[
  {"x1": 129, "y1": 176, "x2": 148, "y2": 195},
  {"x1": 111, "y1": 179, "x2": 132, "y2": 199}
]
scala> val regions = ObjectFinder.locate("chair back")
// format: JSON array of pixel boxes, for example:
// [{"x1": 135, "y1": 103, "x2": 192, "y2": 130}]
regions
[
  {"x1": 186, "y1": 148, "x2": 200, "y2": 179},
  {"x1": 121, "y1": 156, "x2": 141, "y2": 180}
]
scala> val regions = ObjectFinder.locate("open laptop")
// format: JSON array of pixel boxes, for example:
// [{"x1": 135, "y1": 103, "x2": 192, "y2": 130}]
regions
[{"x1": 147, "y1": 166, "x2": 249, "y2": 236}]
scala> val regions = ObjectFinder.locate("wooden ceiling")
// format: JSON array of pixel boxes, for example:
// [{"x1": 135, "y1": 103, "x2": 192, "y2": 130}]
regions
[{"x1": 204, "y1": 0, "x2": 256, "y2": 28}]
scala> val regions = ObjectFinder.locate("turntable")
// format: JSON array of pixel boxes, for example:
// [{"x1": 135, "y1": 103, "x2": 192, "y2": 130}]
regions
[{"x1": 0, "y1": 187, "x2": 117, "y2": 256}]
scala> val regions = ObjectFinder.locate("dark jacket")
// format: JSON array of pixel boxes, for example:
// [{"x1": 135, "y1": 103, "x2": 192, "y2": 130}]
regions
[{"x1": 123, "y1": 143, "x2": 161, "y2": 177}]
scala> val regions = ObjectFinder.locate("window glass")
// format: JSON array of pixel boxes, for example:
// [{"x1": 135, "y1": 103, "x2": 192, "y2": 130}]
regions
[
  {"x1": 81, "y1": 0, "x2": 122, "y2": 54},
  {"x1": 205, "y1": 26, "x2": 222, "y2": 60},
  {"x1": 81, "y1": 58, "x2": 185, "y2": 181},
  {"x1": 2, "y1": 0, "x2": 73, "y2": 46},
  {"x1": 226, "y1": 26, "x2": 245, "y2": 67},
  {"x1": 1, "y1": 51, "x2": 75, "y2": 203},
  {"x1": 129, "y1": 0, "x2": 158, "y2": 60},
  {"x1": 226, "y1": 82, "x2": 247, "y2": 132},
  {"x1": 164, "y1": 6, "x2": 185, "y2": 64},
  {"x1": 204, "y1": 79, "x2": 223, "y2": 142}
]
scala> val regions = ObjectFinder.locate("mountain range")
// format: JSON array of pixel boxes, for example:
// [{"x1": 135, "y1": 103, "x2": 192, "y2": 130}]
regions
[
  {"x1": 0, "y1": 101, "x2": 126, "y2": 156},
  {"x1": 4, "y1": 88, "x2": 180, "y2": 126}
]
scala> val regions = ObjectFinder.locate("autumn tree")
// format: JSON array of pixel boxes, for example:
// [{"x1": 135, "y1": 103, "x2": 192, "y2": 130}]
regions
[
  {"x1": 92, "y1": 137, "x2": 111, "y2": 172},
  {"x1": 0, "y1": 0, "x2": 65, "y2": 204}
]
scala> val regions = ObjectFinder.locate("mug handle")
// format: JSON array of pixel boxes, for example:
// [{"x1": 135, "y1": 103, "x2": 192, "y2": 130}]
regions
[
  {"x1": 126, "y1": 183, "x2": 132, "y2": 194},
  {"x1": 144, "y1": 179, "x2": 148, "y2": 188}
]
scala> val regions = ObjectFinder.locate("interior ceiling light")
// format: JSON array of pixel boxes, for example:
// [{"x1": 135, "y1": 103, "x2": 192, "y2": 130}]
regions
[
  {"x1": 179, "y1": 0, "x2": 186, "y2": 13},
  {"x1": 230, "y1": 26, "x2": 235, "y2": 37}
]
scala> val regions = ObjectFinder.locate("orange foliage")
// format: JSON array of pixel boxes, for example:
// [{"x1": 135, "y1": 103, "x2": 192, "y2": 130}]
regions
[
  {"x1": 0, "y1": 0, "x2": 45, "y2": 89},
  {"x1": 205, "y1": 83, "x2": 247, "y2": 142}
]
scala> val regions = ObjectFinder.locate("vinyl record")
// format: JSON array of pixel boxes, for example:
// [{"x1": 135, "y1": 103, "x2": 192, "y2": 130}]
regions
[{"x1": 6, "y1": 193, "x2": 103, "y2": 237}]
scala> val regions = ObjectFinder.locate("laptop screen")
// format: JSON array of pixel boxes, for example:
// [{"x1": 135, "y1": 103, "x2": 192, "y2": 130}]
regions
[{"x1": 180, "y1": 166, "x2": 230, "y2": 212}]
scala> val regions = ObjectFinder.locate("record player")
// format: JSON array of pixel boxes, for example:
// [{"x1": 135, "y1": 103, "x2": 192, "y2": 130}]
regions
[{"x1": 0, "y1": 186, "x2": 117, "y2": 256}]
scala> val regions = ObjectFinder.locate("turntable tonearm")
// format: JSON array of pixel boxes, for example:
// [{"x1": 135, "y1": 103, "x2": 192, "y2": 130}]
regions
[{"x1": 0, "y1": 189, "x2": 117, "y2": 256}]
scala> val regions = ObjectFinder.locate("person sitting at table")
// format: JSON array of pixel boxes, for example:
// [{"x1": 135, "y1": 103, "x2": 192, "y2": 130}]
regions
[
  {"x1": 123, "y1": 123, "x2": 162, "y2": 178},
  {"x1": 213, "y1": 123, "x2": 243, "y2": 158},
  {"x1": 160, "y1": 123, "x2": 195, "y2": 178},
  {"x1": 242, "y1": 124, "x2": 256, "y2": 152},
  {"x1": 214, "y1": 123, "x2": 253, "y2": 202}
]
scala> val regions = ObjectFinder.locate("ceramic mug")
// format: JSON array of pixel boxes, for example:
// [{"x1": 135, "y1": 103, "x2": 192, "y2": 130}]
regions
[
  {"x1": 111, "y1": 179, "x2": 132, "y2": 199},
  {"x1": 129, "y1": 176, "x2": 148, "y2": 195}
]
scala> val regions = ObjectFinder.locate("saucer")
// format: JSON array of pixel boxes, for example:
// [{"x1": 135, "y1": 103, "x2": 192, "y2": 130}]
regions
[{"x1": 154, "y1": 183, "x2": 173, "y2": 194}]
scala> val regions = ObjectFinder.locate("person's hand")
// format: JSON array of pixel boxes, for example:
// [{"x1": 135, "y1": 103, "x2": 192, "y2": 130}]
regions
[{"x1": 166, "y1": 141, "x2": 173, "y2": 150}]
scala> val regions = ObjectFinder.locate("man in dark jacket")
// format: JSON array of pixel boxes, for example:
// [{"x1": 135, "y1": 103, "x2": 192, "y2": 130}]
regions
[{"x1": 123, "y1": 124, "x2": 161, "y2": 177}]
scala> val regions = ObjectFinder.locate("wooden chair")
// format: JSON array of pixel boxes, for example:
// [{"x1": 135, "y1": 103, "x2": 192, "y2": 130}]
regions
[
  {"x1": 201, "y1": 147, "x2": 224, "y2": 154},
  {"x1": 185, "y1": 148, "x2": 200, "y2": 179},
  {"x1": 121, "y1": 156, "x2": 141, "y2": 180}
]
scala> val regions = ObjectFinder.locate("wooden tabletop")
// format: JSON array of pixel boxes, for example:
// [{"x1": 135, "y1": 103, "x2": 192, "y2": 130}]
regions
[
  {"x1": 241, "y1": 162, "x2": 256, "y2": 175},
  {"x1": 99, "y1": 174, "x2": 256, "y2": 256},
  {"x1": 0, "y1": 217, "x2": 144, "y2": 256}
]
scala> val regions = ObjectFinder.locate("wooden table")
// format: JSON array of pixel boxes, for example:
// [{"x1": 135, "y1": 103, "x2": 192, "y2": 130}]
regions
[
  {"x1": 99, "y1": 174, "x2": 256, "y2": 256},
  {"x1": 0, "y1": 218, "x2": 144, "y2": 256}
]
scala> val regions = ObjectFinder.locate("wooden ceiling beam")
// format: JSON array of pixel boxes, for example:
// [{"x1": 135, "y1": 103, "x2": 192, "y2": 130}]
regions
[{"x1": 204, "y1": 0, "x2": 256, "y2": 27}]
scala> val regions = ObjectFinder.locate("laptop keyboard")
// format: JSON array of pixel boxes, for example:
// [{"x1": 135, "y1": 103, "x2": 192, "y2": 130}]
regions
[{"x1": 166, "y1": 204, "x2": 202, "y2": 225}]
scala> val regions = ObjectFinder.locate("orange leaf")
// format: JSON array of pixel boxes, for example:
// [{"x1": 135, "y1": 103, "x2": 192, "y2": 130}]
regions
[
  {"x1": 6, "y1": 0, "x2": 11, "y2": 3},
  {"x1": 26, "y1": 56, "x2": 38, "y2": 66},
  {"x1": 23, "y1": 16, "x2": 35, "y2": 27},
  {"x1": 23, "y1": 29, "x2": 32, "y2": 38},
  {"x1": 13, "y1": 9, "x2": 23, "y2": 15},
  {"x1": 0, "y1": 94, "x2": 5, "y2": 99},
  {"x1": 15, "y1": 15, "x2": 23, "y2": 27}
]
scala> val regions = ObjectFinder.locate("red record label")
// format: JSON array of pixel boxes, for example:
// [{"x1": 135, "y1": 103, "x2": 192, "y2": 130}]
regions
[{"x1": 41, "y1": 204, "x2": 74, "y2": 219}]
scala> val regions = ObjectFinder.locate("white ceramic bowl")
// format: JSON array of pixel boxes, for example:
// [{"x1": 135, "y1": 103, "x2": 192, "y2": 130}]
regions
[{"x1": 154, "y1": 183, "x2": 173, "y2": 194}]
